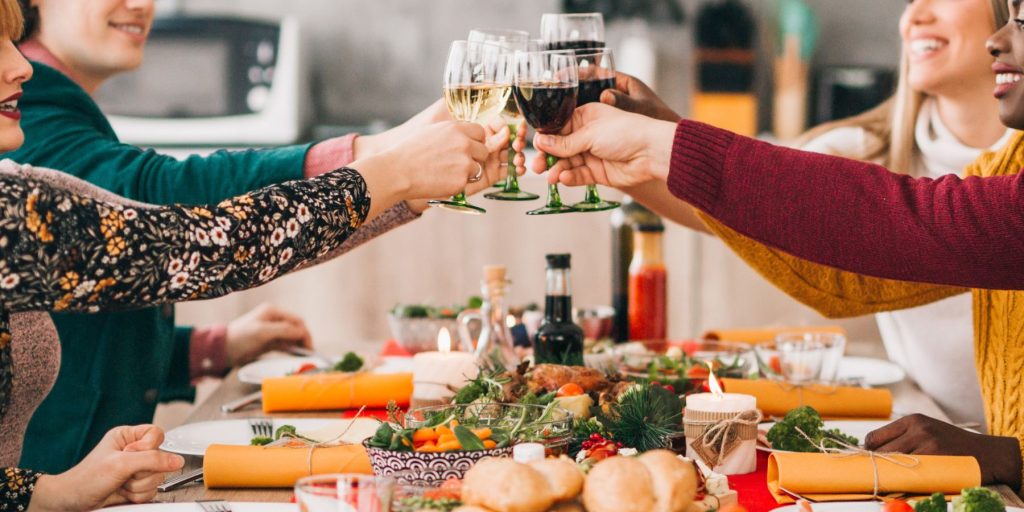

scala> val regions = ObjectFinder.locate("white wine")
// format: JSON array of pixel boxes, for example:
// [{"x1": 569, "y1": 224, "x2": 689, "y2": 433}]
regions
[
  {"x1": 500, "y1": 93, "x2": 524, "y2": 125},
  {"x1": 444, "y1": 84, "x2": 511, "y2": 124}
]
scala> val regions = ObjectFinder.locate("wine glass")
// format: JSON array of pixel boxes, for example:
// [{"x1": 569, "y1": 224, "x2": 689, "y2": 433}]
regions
[
  {"x1": 569, "y1": 48, "x2": 620, "y2": 212},
  {"x1": 429, "y1": 40, "x2": 513, "y2": 215},
  {"x1": 513, "y1": 49, "x2": 579, "y2": 215},
  {"x1": 540, "y1": 12, "x2": 605, "y2": 52},
  {"x1": 468, "y1": 29, "x2": 540, "y2": 201}
]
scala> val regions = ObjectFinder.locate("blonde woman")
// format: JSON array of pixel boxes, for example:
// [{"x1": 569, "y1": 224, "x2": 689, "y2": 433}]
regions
[{"x1": 600, "y1": 0, "x2": 1012, "y2": 428}]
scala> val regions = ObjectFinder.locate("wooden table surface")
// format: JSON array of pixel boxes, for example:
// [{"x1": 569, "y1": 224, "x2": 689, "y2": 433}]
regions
[{"x1": 158, "y1": 366, "x2": 1024, "y2": 507}]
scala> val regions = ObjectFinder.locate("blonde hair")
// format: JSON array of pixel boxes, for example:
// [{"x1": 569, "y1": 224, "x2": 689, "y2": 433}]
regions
[
  {"x1": 0, "y1": 0, "x2": 22, "y2": 41},
  {"x1": 797, "y1": 0, "x2": 1009, "y2": 175}
]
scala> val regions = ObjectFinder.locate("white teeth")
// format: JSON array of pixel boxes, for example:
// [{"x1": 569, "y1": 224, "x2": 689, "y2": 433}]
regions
[
  {"x1": 112, "y1": 24, "x2": 143, "y2": 35},
  {"x1": 0, "y1": 100, "x2": 17, "y2": 112},
  {"x1": 997, "y1": 73, "x2": 1023, "y2": 86},
  {"x1": 910, "y1": 38, "x2": 946, "y2": 56}
]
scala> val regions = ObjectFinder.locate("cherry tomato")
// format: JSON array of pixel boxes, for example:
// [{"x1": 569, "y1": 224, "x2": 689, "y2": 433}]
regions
[
  {"x1": 556, "y1": 383, "x2": 585, "y2": 397},
  {"x1": 295, "y1": 363, "x2": 318, "y2": 374},
  {"x1": 881, "y1": 501, "x2": 913, "y2": 512},
  {"x1": 769, "y1": 355, "x2": 783, "y2": 374}
]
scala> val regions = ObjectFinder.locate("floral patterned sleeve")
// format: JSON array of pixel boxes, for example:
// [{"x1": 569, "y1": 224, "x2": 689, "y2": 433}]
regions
[{"x1": 0, "y1": 166, "x2": 371, "y2": 511}]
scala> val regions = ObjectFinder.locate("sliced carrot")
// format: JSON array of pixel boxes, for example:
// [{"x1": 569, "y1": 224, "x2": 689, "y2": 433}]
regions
[
  {"x1": 435, "y1": 425, "x2": 453, "y2": 438},
  {"x1": 471, "y1": 428, "x2": 492, "y2": 440},
  {"x1": 437, "y1": 434, "x2": 457, "y2": 445},
  {"x1": 437, "y1": 440, "x2": 462, "y2": 451},
  {"x1": 413, "y1": 428, "x2": 438, "y2": 443},
  {"x1": 416, "y1": 442, "x2": 439, "y2": 453},
  {"x1": 482, "y1": 440, "x2": 496, "y2": 449}
]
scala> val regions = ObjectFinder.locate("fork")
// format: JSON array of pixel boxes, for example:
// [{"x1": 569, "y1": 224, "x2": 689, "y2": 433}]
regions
[
  {"x1": 197, "y1": 500, "x2": 232, "y2": 512},
  {"x1": 248, "y1": 417, "x2": 273, "y2": 438}
]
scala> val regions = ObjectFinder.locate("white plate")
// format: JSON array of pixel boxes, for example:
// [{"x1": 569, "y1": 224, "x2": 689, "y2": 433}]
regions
[
  {"x1": 837, "y1": 356, "x2": 906, "y2": 387},
  {"x1": 757, "y1": 420, "x2": 889, "y2": 452},
  {"x1": 773, "y1": 503, "x2": 1024, "y2": 511},
  {"x1": 160, "y1": 418, "x2": 380, "y2": 456},
  {"x1": 107, "y1": 503, "x2": 296, "y2": 512},
  {"x1": 237, "y1": 356, "x2": 414, "y2": 385}
]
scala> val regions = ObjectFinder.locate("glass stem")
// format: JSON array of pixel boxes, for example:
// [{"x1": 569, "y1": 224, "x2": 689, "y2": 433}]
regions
[
  {"x1": 503, "y1": 128, "x2": 521, "y2": 193},
  {"x1": 546, "y1": 184, "x2": 564, "y2": 208},
  {"x1": 583, "y1": 185, "x2": 601, "y2": 203},
  {"x1": 451, "y1": 191, "x2": 468, "y2": 204}
]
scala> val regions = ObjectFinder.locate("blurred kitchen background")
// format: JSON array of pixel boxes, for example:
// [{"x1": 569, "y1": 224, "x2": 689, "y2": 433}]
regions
[{"x1": 101, "y1": 0, "x2": 907, "y2": 380}]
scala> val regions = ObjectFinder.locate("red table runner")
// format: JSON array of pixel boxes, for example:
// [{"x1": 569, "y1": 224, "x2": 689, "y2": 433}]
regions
[{"x1": 729, "y1": 450, "x2": 779, "y2": 510}]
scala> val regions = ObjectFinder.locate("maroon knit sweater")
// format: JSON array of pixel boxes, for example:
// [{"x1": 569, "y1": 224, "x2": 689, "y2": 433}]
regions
[{"x1": 667, "y1": 120, "x2": 1024, "y2": 290}]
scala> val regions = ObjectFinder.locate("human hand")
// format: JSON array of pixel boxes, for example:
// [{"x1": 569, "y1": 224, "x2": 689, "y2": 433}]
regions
[
  {"x1": 30, "y1": 425, "x2": 184, "y2": 511},
  {"x1": 864, "y1": 414, "x2": 1022, "y2": 487},
  {"x1": 530, "y1": 103, "x2": 677, "y2": 189},
  {"x1": 225, "y1": 303, "x2": 312, "y2": 367},
  {"x1": 600, "y1": 72, "x2": 681, "y2": 123},
  {"x1": 354, "y1": 99, "x2": 451, "y2": 159}
]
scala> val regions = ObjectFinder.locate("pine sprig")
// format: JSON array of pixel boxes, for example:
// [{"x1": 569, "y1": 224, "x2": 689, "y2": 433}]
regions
[{"x1": 600, "y1": 384, "x2": 683, "y2": 452}]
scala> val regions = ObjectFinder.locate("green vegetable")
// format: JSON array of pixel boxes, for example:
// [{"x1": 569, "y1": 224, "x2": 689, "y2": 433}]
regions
[
  {"x1": 570, "y1": 417, "x2": 609, "y2": 456},
  {"x1": 953, "y1": 487, "x2": 1005, "y2": 512},
  {"x1": 250, "y1": 436, "x2": 272, "y2": 446},
  {"x1": 453, "y1": 425, "x2": 487, "y2": 451},
  {"x1": 333, "y1": 352, "x2": 364, "y2": 372},
  {"x1": 765, "y1": 406, "x2": 859, "y2": 453},
  {"x1": 393, "y1": 304, "x2": 431, "y2": 318},
  {"x1": 913, "y1": 493, "x2": 947, "y2": 512},
  {"x1": 518, "y1": 391, "x2": 557, "y2": 406},
  {"x1": 395, "y1": 496, "x2": 461, "y2": 512},
  {"x1": 600, "y1": 384, "x2": 682, "y2": 452},
  {"x1": 467, "y1": 296, "x2": 483, "y2": 309},
  {"x1": 367, "y1": 422, "x2": 397, "y2": 449},
  {"x1": 274, "y1": 425, "x2": 297, "y2": 440}
]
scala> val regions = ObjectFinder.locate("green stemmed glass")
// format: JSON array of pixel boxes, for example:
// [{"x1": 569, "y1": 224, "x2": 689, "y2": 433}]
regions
[
  {"x1": 429, "y1": 40, "x2": 513, "y2": 215},
  {"x1": 570, "y1": 48, "x2": 619, "y2": 212},
  {"x1": 513, "y1": 49, "x2": 579, "y2": 215}
]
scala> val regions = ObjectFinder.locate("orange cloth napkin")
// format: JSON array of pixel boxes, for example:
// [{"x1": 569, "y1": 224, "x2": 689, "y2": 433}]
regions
[
  {"x1": 262, "y1": 372, "x2": 413, "y2": 413},
  {"x1": 703, "y1": 326, "x2": 846, "y2": 344},
  {"x1": 203, "y1": 444, "x2": 373, "y2": 488},
  {"x1": 721, "y1": 378, "x2": 892, "y2": 419},
  {"x1": 767, "y1": 451, "x2": 980, "y2": 503}
]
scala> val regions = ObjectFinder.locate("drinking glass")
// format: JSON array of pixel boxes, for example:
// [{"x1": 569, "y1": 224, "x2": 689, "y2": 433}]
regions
[
  {"x1": 775, "y1": 336, "x2": 825, "y2": 384},
  {"x1": 468, "y1": 29, "x2": 540, "y2": 201},
  {"x1": 776, "y1": 331, "x2": 846, "y2": 383},
  {"x1": 513, "y1": 49, "x2": 578, "y2": 215},
  {"x1": 569, "y1": 48, "x2": 620, "y2": 212},
  {"x1": 540, "y1": 12, "x2": 605, "y2": 51},
  {"x1": 295, "y1": 474, "x2": 396, "y2": 512},
  {"x1": 429, "y1": 40, "x2": 513, "y2": 215}
]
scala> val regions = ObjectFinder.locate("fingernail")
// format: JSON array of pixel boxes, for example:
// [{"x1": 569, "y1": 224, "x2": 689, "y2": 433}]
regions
[{"x1": 536, "y1": 135, "x2": 551, "y2": 147}]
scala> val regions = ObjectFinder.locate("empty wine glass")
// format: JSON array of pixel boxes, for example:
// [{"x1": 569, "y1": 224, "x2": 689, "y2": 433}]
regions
[
  {"x1": 429, "y1": 41, "x2": 513, "y2": 215},
  {"x1": 513, "y1": 49, "x2": 579, "y2": 215},
  {"x1": 775, "y1": 336, "x2": 825, "y2": 384}
]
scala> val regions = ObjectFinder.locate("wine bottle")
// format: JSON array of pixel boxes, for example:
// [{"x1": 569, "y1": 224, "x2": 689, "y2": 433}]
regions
[
  {"x1": 610, "y1": 196, "x2": 663, "y2": 342},
  {"x1": 534, "y1": 253, "x2": 585, "y2": 366}
]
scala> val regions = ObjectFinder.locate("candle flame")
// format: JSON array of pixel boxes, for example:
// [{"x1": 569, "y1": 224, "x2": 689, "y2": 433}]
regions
[
  {"x1": 706, "y1": 361, "x2": 724, "y2": 397},
  {"x1": 437, "y1": 327, "x2": 451, "y2": 353}
]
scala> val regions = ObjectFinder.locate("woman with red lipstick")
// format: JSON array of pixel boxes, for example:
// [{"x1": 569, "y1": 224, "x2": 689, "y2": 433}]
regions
[
  {"x1": 0, "y1": 1, "x2": 503, "y2": 509},
  {"x1": 6, "y1": 0, "x2": 513, "y2": 474}
]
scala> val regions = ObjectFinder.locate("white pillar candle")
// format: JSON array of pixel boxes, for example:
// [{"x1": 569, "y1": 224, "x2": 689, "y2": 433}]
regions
[
  {"x1": 412, "y1": 328, "x2": 479, "y2": 402},
  {"x1": 684, "y1": 392, "x2": 758, "y2": 475}
]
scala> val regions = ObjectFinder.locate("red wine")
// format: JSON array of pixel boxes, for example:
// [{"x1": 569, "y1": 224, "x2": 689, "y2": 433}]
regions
[
  {"x1": 513, "y1": 83, "x2": 578, "y2": 134},
  {"x1": 546, "y1": 40, "x2": 605, "y2": 52},
  {"x1": 578, "y1": 77, "x2": 616, "y2": 105}
]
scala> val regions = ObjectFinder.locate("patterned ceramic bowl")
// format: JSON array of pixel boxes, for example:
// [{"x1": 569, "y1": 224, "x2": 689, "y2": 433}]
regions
[{"x1": 363, "y1": 440, "x2": 513, "y2": 485}]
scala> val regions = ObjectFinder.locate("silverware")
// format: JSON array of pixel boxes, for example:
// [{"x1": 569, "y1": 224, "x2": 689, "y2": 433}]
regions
[
  {"x1": 158, "y1": 467, "x2": 203, "y2": 492},
  {"x1": 248, "y1": 417, "x2": 273, "y2": 438},
  {"x1": 286, "y1": 346, "x2": 334, "y2": 366},
  {"x1": 197, "y1": 500, "x2": 232, "y2": 512},
  {"x1": 220, "y1": 390, "x2": 262, "y2": 413}
]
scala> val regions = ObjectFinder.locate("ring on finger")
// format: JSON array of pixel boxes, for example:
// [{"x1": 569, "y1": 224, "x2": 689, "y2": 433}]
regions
[{"x1": 467, "y1": 163, "x2": 484, "y2": 183}]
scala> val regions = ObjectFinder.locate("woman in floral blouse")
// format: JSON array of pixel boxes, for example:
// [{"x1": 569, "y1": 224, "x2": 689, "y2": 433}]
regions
[{"x1": 0, "y1": 1, "x2": 507, "y2": 510}]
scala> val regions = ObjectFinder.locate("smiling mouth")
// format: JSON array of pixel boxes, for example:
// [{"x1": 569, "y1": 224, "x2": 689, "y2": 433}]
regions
[
  {"x1": 910, "y1": 38, "x2": 947, "y2": 57},
  {"x1": 997, "y1": 73, "x2": 1023, "y2": 86},
  {"x1": 109, "y1": 22, "x2": 145, "y2": 36}
]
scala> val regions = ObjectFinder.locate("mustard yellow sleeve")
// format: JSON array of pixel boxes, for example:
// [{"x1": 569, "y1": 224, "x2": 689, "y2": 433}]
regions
[{"x1": 697, "y1": 212, "x2": 966, "y2": 318}]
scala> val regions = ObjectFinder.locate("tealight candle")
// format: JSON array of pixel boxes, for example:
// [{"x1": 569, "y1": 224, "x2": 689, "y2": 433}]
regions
[
  {"x1": 411, "y1": 328, "x2": 479, "y2": 406},
  {"x1": 683, "y1": 369, "x2": 758, "y2": 475}
]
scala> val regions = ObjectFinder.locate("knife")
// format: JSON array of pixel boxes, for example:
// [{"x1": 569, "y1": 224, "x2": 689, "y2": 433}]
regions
[{"x1": 220, "y1": 390, "x2": 262, "y2": 413}]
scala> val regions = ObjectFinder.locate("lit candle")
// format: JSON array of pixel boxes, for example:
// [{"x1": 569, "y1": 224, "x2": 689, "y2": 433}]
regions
[
  {"x1": 411, "y1": 328, "x2": 479, "y2": 405},
  {"x1": 683, "y1": 367, "x2": 758, "y2": 475}
]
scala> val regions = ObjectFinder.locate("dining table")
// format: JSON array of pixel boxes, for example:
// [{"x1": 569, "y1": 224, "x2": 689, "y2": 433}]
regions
[{"x1": 156, "y1": 341, "x2": 1024, "y2": 509}]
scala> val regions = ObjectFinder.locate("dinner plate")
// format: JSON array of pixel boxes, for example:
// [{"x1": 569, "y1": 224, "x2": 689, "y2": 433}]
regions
[
  {"x1": 160, "y1": 418, "x2": 380, "y2": 456},
  {"x1": 837, "y1": 356, "x2": 906, "y2": 387},
  {"x1": 238, "y1": 355, "x2": 414, "y2": 384},
  {"x1": 757, "y1": 420, "x2": 889, "y2": 452},
  {"x1": 773, "y1": 503, "x2": 1024, "y2": 511},
  {"x1": 108, "y1": 503, "x2": 295, "y2": 512}
]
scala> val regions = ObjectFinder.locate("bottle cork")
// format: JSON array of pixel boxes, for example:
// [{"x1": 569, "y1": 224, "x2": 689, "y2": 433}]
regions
[{"x1": 483, "y1": 265, "x2": 507, "y2": 285}]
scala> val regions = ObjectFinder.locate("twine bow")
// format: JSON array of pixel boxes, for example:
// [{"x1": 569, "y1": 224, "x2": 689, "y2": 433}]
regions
[
  {"x1": 262, "y1": 405, "x2": 367, "y2": 475},
  {"x1": 794, "y1": 426, "x2": 919, "y2": 499},
  {"x1": 687, "y1": 409, "x2": 763, "y2": 467}
]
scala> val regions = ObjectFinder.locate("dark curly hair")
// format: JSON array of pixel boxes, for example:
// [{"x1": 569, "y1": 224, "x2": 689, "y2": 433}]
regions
[{"x1": 14, "y1": 0, "x2": 34, "y2": 42}]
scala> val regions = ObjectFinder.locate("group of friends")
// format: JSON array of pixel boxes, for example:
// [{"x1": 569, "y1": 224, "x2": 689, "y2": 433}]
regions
[{"x1": 0, "y1": 0, "x2": 1023, "y2": 510}]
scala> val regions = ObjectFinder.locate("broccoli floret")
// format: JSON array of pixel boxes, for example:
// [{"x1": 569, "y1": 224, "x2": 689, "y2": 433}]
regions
[
  {"x1": 765, "y1": 406, "x2": 826, "y2": 452},
  {"x1": 914, "y1": 492, "x2": 947, "y2": 512},
  {"x1": 953, "y1": 487, "x2": 1005, "y2": 512},
  {"x1": 274, "y1": 425, "x2": 297, "y2": 440},
  {"x1": 333, "y1": 351, "x2": 364, "y2": 372}
]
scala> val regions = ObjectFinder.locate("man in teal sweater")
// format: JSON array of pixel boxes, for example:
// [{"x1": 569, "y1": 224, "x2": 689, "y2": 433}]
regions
[{"x1": 9, "y1": 0, "x2": 441, "y2": 472}]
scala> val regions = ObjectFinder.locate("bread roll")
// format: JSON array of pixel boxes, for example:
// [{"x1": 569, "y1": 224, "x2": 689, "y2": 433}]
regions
[
  {"x1": 638, "y1": 450, "x2": 698, "y2": 512},
  {"x1": 461, "y1": 458, "x2": 556, "y2": 512},
  {"x1": 453, "y1": 507, "x2": 493, "y2": 512},
  {"x1": 548, "y1": 502, "x2": 585, "y2": 512},
  {"x1": 582, "y1": 456, "x2": 656, "y2": 512},
  {"x1": 529, "y1": 457, "x2": 584, "y2": 502}
]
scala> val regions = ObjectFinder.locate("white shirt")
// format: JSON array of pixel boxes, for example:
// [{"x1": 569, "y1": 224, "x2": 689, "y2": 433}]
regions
[{"x1": 802, "y1": 99, "x2": 1012, "y2": 428}]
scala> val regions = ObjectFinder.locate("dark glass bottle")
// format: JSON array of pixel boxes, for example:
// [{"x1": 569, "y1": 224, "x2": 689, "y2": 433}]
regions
[
  {"x1": 534, "y1": 254, "x2": 585, "y2": 366},
  {"x1": 609, "y1": 196, "x2": 663, "y2": 342}
]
